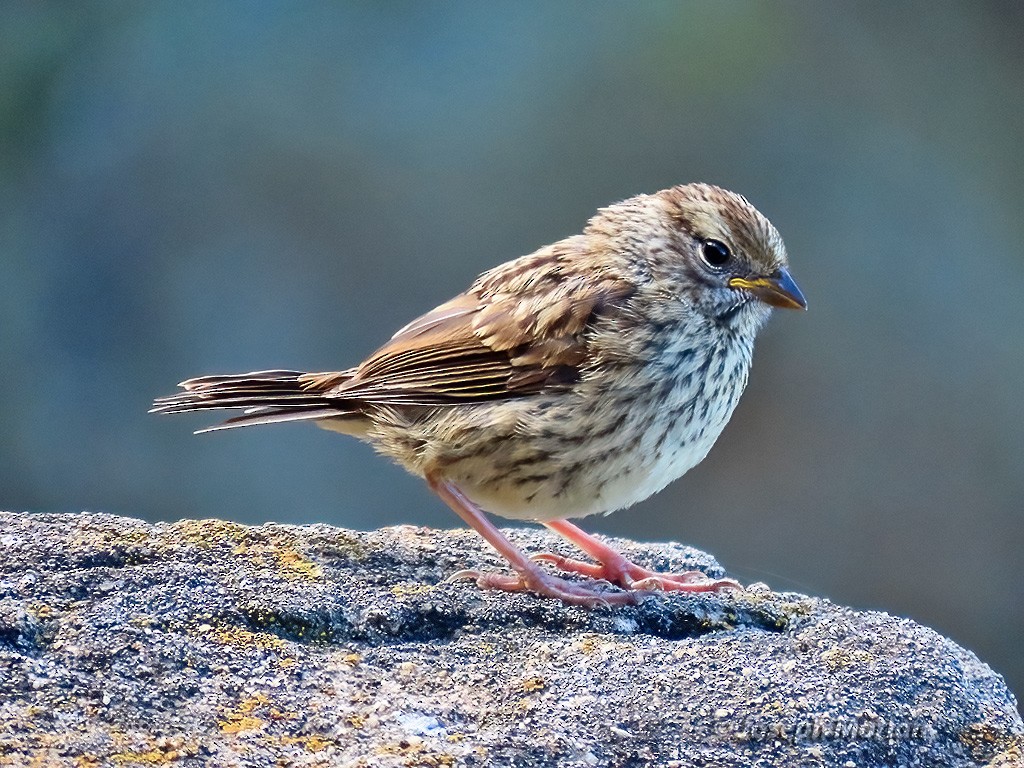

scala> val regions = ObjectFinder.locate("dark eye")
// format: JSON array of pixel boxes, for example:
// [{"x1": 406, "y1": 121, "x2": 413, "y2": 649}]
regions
[{"x1": 701, "y1": 239, "x2": 732, "y2": 267}]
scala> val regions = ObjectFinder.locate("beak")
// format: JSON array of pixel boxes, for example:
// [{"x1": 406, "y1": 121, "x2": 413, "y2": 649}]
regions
[{"x1": 728, "y1": 267, "x2": 807, "y2": 310}]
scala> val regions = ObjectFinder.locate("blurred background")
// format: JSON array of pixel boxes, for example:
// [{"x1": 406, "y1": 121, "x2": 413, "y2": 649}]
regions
[{"x1": 2, "y1": 2, "x2": 1022, "y2": 703}]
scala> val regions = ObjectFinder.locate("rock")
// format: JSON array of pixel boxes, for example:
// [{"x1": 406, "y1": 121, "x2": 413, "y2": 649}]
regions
[{"x1": 0, "y1": 511, "x2": 1019, "y2": 767}]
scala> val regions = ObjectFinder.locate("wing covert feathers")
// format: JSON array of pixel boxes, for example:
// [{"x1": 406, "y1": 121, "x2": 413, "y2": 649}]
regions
[
  {"x1": 331, "y1": 242, "x2": 634, "y2": 405},
  {"x1": 152, "y1": 238, "x2": 636, "y2": 421}
]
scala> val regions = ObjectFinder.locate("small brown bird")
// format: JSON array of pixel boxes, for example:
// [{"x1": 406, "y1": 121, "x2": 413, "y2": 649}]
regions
[{"x1": 152, "y1": 183, "x2": 805, "y2": 606}]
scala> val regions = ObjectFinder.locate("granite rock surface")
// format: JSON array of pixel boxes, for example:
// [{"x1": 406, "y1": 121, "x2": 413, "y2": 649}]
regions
[{"x1": 0, "y1": 511, "x2": 1020, "y2": 767}]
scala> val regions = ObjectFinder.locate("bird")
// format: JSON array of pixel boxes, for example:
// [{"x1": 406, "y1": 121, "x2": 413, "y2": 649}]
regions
[{"x1": 152, "y1": 183, "x2": 806, "y2": 607}]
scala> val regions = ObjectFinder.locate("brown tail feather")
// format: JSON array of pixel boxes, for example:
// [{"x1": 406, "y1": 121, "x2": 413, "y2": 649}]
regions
[
  {"x1": 195, "y1": 407, "x2": 350, "y2": 433},
  {"x1": 151, "y1": 369, "x2": 356, "y2": 431}
]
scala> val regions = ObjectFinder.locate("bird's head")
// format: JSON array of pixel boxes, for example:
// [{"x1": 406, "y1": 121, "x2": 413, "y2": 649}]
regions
[
  {"x1": 591, "y1": 183, "x2": 806, "y2": 332},
  {"x1": 661, "y1": 183, "x2": 806, "y2": 329}
]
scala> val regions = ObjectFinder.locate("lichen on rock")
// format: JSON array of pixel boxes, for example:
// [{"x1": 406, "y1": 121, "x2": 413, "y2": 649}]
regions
[{"x1": 0, "y1": 511, "x2": 1019, "y2": 767}]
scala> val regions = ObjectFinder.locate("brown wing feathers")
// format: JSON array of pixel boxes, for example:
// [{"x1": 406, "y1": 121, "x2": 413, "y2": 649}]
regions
[
  {"x1": 332, "y1": 249, "x2": 633, "y2": 405},
  {"x1": 151, "y1": 244, "x2": 634, "y2": 427}
]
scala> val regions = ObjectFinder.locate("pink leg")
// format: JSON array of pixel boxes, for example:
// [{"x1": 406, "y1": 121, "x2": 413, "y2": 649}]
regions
[
  {"x1": 538, "y1": 519, "x2": 742, "y2": 594},
  {"x1": 426, "y1": 475, "x2": 636, "y2": 607}
]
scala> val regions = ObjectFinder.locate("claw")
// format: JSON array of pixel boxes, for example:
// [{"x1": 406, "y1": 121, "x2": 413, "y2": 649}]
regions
[
  {"x1": 631, "y1": 574, "x2": 742, "y2": 593},
  {"x1": 445, "y1": 568, "x2": 486, "y2": 584}
]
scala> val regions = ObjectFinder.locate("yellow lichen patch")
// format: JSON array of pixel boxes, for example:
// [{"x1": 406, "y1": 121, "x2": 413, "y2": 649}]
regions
[
  {"x1": 233, "y1": 692, "x2": 296, "y2": 723},
  {"x1": 218, "y1": 693, "x2": 273, "y2": 734},
  {"x1": 343, "y1": 652, "x2": 361, "y2": 666},
  {"x1": 67, "y1": 525, "x2": 151, "y2": 554},
  {"x1": 27, "y1": 603, "x2": 55, "y2": 620},
  {"x1": 772, "y1": 597, "x2": 815, "y2": 619},
  {"x1": 820, "y1": 648, "x2": 874, "y2": 671},
  {"x1": 987, "y1": 744, "x2": 1023, "y2": 768},
  {"x1": 271, "y1": 547, "x2": 323, "y2": 580},
  {"x1": 218, "y1": 716, "x2": 264, "y2": 735},
  {"x1": 226, "y1": 536, "x2": 324, "y2": 581},
  {"x1": 346, "y1": 713, "x2": 368, "y2": 729},
  {"x1": 376, "y1": 741, "x2": 456, "y2": 767},
  {"x1": 110, "y1": 747, "x2": 178, "y2": 765},
  {"x1": 280, "y1": 735, "x2": 338, "y2": 752},
  {"x1": 959, "y1": 722, "x2": 1019, "y2": 759},
  {"x1": 162, "y1": 518, "x2": 368, "y2": 568},
  {"x1": 237, "y1": 694, "x2": 271, "y2": 714},
  {"x1": 169, "y1": 519, "x2": 250, "y2": 550},
  {"x1": 210, "y1": 625, "x2": 286, "y2": 651},
  {"x1": 318, "y1": 530, "x2": 369, "y2": 560},
  {"x1": 521, "y1": 676, "x2": 546, "y2": 693}
]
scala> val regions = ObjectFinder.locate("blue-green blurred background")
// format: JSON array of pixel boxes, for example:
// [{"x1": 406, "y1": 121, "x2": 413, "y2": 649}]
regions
[{"x1": 2, "y1": 3, "x2": 1022, "y2": 703}]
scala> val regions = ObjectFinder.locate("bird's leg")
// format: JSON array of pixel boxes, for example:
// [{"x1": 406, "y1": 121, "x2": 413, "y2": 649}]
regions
[
  {"x1": 535, "y1": 519, "x2": 742, "y2": 593},
  {"x1": 426, "y1": 474, "x2": 636, "y2": 607}
]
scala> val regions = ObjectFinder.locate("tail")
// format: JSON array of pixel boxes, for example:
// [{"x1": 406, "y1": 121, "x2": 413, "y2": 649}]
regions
[{"x1": 150, "y1": 369, "x2": 355, "y2": 433}]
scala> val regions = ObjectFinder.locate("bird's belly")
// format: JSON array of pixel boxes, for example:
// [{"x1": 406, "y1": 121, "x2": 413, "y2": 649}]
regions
[{"x1": 452, "y1": 383, "x2": 743, "y2": 522}]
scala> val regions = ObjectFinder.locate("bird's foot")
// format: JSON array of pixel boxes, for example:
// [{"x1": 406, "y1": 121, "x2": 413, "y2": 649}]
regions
[
  {"x1": 531, "y1": 551, "x2": 742, "y2": 594},
  {"x1": 447, "y1": 566, "x2": 638, "y2": 607}
]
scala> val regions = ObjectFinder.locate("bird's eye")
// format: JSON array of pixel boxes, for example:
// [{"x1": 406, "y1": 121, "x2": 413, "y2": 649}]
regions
[{"x1": 701, "y1": 239, "x2": 732, "y2": 268}]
